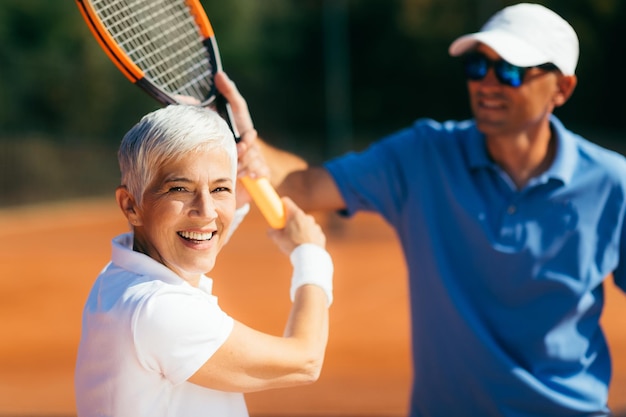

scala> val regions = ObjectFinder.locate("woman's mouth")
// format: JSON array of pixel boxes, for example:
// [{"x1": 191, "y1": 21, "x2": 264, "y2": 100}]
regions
[{"x1": 177, "y1": 230, "x2": 215, "y2": 242}]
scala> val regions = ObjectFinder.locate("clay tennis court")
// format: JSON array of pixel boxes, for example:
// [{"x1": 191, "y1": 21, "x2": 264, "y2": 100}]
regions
[{"x1": 0, "y1": 198, "x2": 624, "y2": 416}]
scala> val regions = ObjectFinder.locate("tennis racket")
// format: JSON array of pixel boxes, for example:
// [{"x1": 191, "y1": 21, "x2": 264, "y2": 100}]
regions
[{"x1": 75, "y1": 0, "x2": 286, "y2": 229}]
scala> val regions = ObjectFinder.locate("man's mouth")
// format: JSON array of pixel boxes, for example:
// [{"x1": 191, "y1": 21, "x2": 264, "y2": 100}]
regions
[
  {"x1": 479, "y1": 98, "x2": 505, "y2": 110},
  {"x1": 177, "y1": 231, "x2": 215, "y2": 242}
]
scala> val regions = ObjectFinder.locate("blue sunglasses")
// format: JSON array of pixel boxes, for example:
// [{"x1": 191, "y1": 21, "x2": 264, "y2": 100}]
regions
[{"x1": 463, "y1": 52, "x2": 557, "y2": 88}]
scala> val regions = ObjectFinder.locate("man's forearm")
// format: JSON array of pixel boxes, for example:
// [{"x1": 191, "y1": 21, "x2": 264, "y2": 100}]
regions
[{"x1": 258, "y1": 138, "x2": 308, "y2": 188}]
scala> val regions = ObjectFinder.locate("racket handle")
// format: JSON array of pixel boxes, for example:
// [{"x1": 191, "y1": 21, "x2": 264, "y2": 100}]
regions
[{"x1": 240, "y1": 176, "x2": 286, "y2": 229}]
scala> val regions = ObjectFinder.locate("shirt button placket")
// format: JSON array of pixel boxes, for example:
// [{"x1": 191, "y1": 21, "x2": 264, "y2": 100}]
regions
[{"x1": 499, "y1": 199, "x2": 521, "y2": 246}]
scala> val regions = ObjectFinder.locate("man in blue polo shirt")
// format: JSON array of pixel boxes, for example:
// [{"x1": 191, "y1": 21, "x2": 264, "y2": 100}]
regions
[{"x1": 220, "y1": 3, "x2": 626, "y2": 416}]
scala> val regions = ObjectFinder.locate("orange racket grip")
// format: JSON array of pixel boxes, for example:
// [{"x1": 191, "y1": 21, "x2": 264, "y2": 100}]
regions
[{"x1": 240, "y1": 176, "x2": 286, "y2": 229}]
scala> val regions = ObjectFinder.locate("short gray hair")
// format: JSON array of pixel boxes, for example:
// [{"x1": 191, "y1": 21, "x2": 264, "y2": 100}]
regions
[{"x1": 118, "y1": 105, "x2": 236, "y2": 206}]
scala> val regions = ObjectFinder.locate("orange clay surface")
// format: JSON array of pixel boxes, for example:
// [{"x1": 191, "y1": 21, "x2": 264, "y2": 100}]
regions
[{"x1": 0, "y1": 198, "x2": 624, "y2": 416}]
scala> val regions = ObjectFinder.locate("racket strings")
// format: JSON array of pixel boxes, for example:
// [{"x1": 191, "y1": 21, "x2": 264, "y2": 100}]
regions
[{"x1": 91, "y1": 0, "x2": 215, "y2": 102}]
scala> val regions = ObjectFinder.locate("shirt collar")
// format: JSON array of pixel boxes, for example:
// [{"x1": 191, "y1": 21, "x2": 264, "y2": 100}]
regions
[
  {"x1": 545, "y1": 115, "x2": 577, "y2": 185},
  {"x1": 110, "y1": 233, "x2": 214, "y2": 294},
  {"x1": 465, "y1": 115, "x2": 578, "y2": 186}
]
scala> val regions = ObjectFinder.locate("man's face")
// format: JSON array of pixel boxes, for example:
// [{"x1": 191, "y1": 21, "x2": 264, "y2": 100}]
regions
[{"x1": 467, "y1": 44, "x2": 562, "y2": 138}]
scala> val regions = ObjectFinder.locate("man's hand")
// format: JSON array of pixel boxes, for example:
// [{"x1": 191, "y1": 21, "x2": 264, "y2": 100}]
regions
[
  {"x1": 215, "y1": 71, "x2": 254, "y2": 135},
  {"x1": 235, "y1": 128, "x2": 272, "y2": 208}
]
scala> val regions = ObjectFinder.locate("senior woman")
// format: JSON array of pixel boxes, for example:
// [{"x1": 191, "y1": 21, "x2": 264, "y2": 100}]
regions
[{"x1": 74, "y1": 105, "x2": 333, "y2": 417}]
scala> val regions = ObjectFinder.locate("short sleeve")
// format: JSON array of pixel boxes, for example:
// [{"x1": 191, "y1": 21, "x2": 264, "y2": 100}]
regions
[
  {"x1": 323, "y1": 130, "x2": 411, "y2": 221},
  {"x1": 132, "y1": 286, "x2": 234, "y2": 384}
]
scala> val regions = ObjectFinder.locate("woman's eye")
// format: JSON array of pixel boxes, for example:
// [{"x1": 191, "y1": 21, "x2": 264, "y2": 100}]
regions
[
  {"x1": 212, "y1": 186, "x2": 231, "y2": 194},
  {"x1": 168, "y1": 186, "x2": 187, "y2": 193}
]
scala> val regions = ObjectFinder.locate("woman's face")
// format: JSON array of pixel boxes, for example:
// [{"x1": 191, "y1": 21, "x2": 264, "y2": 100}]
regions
[{"x1": 130, "y1": 147, "x2": 236, "y2": 285}]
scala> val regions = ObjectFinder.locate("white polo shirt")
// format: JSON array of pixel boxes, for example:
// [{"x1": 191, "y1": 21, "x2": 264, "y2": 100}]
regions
[{"x1": 75, "y1": 233, "x2": 247, "y2": 417}]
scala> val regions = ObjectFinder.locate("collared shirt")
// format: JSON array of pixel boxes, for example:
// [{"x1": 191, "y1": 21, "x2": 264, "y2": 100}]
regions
[
  {"x1": 75, "y1": 233, "x2": 247, "y2": 417},
  {"x1": 325, "y1": 116, "x2": 626, "y2": 416}
]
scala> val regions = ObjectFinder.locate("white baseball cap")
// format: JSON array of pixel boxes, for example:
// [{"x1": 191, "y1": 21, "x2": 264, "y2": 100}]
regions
[{"x1": 448, "y1": 3, "x2": 579, "y2": 75}]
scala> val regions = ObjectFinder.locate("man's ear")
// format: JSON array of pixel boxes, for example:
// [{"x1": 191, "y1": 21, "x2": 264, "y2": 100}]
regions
[
  {"x1": 115, "y1": 186, "x2": 142, "y2": 227},
  {"x1": 554, "y1": 74, "x2": 577, "y2": 108}
]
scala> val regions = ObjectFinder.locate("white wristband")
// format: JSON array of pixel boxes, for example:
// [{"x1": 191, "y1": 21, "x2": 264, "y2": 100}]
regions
[{"x1": 289, "y1": 244, "x2": 334, "y2": 307}]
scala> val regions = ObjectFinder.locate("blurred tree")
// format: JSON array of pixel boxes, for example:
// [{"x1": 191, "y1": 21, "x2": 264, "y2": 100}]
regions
[
  {"x1": 0, "y1": 0, "x2": 624, "y2": 206},
  {"x1": 0, "y1": 0, "x2": 622, "y2": 148},
  {"x1": 0, "y1": 1, "x2": 157, "y2": 143}
]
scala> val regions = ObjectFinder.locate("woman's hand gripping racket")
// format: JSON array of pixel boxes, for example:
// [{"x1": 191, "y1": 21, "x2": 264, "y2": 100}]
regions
[{"x1": 75, "y1": 0, "x2": 286, "y2": 229}]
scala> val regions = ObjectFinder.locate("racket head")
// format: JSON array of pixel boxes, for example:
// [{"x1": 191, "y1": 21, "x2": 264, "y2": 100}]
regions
[{"x1": 76, "y1": 0, "x2": 223, "y2": 108}]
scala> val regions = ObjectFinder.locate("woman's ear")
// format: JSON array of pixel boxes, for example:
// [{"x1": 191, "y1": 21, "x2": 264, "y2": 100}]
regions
[
  {"x1": 115, "y1": 186, "x2": 142, "y2": 227},
  {"x1": 554, "y1": 74, "x2": 577, "y2": 108}
]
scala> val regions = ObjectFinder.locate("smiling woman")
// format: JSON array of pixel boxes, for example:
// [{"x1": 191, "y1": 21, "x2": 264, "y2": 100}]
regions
[
  {"x1": 74, "y1": 104, "x2": 334, "y2": 417},
  {"x1": 119, "y1": 145, "x2": 236, "y2": 285},
  {"x1": 114, "y1": 106, "x2": 239, "y2": 285}
]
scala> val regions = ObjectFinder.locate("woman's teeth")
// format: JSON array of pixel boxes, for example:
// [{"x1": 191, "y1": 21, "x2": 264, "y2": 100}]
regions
[{"x1": 178, "y1": 231, "x2": 214, "y2": 241}]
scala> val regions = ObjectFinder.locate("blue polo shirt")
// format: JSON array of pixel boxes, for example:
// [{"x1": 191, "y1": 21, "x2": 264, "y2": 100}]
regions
[{"x1": 324, "y1": 116, "x2": 626, "y2": 416}]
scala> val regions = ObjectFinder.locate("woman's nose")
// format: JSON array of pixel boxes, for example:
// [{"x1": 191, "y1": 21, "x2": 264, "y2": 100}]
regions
[{"x1": 190, "y1": 190, "x2": 217, "y2": 218}]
